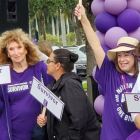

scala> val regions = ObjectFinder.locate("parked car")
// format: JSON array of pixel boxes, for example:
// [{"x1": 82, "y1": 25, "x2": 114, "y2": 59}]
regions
[
  {"x1": 52, "y1": 46, "x2": 60, "y2": 50},
  {"x1": 63, "y1": 45, "x2": 86, "y2": 54},
  {"x1": 65, "y1": 48, "x2": 87, "y2": 77},
  {"x1": 77, "y1": 44, "x2": 86, "y2": 54},
  {"x1": 60, "y1": 45, "x2": 77, "y2": 49}
]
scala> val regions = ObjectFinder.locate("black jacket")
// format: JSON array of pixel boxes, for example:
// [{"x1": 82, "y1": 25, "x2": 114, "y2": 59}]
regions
[{"x1": 46, "y1": 72, "x2": 101, "y2": 140}]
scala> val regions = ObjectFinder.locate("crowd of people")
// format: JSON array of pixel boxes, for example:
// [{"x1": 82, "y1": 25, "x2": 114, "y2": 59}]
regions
[
  {"x1": 0, "y1": 3, "x2": 140, "y2": 140},
  {"x1": 0, "y1": 27, "x2": 101, "y2": 140}
]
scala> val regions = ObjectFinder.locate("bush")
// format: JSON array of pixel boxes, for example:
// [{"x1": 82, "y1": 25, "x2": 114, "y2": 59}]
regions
[
  {"x1": 39, "y1": 32, "x2": 76, "y2": 46},
  {"x1": 66, "y1": 32, "x2": 76, "y2": 42}
]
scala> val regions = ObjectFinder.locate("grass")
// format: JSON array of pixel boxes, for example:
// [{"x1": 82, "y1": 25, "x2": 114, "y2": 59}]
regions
[{"x1": 82, "y1": 82, "x2": 87, "y2": 90}]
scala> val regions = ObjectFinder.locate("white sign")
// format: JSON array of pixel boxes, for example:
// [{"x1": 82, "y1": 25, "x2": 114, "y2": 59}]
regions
[
  {"x1": 0, "y1": 65, "x2": 11, "y2": 84},
  {"x1": 125, "y1": 93, "x2": 140, "y2": 113},
  {"x1": 30, "y1": 77, "x2": 64, "y2": 120}
]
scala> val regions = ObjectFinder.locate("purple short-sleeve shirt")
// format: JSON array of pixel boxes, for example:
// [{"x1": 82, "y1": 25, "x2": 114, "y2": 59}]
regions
[{"x1": 95, "y1": 56, "x2": 137, "y2": 140}]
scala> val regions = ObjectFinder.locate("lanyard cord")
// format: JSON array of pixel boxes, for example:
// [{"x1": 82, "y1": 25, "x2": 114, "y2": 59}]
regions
[{"x1": 121, "y1": 74, "x2": 129, "y2": 92}]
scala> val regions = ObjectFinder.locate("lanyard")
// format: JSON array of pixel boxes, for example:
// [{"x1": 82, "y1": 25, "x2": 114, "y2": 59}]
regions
[{"x1": 121, "y1": 74, "x2": 129, "y2": 92}]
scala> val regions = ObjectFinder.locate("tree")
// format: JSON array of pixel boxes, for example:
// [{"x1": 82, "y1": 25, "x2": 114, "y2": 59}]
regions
[
  {"x1": 28, "y1": 0, "x2": 97, "y2": 104},
  {"x1": 82, "y1": 0, "x2": 97, "y2": 104},
  {"x1": 51, "y1": 16, "x2": 55, "y2": 36},
  {"x1": 58, "y1": 0, "x2": 97, "y2": 103},
  {"x1": 28, "y1": 0, "x2": 57, "y2": 40},
  {"x1": 57, "y1": 0, "x2": 83, "y2": 45},
  {"x1": 56, "y1": 0, "x2": 97, "y2": 103}
]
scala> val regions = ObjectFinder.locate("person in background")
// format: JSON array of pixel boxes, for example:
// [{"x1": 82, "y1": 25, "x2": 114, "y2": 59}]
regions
[
  {"x1": 37, "y1": 40, "x2": 53, "y2": 57},
  {"x1": 30, "y1": 38, "x2": 50, "y2": 63},
  {"x1": 37, "y1": 49, "x2": 101, "y2": 140},
  {"x1": 35, "y1": 29, "x2": 39, "y2": 42},
  {"x1": 37, "y1": 40, "x2": 53, "y2": 63},
  {"x1": 0, "y1": 29, "x2": 53, "y2": 140},
  {"x1": 75, "y1": 4, "x2": 140, "y2": 140}
]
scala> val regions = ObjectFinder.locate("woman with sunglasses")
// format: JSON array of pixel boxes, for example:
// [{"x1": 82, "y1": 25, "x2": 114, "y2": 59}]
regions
[
  {"x1": 74, "y1": 4, "x2": 140, "y2": 140},
  {"x1": 37, "y1": 49, "x2": 101, "y2": 140}
]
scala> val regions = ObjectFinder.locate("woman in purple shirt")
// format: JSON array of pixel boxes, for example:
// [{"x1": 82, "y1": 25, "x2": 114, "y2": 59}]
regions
[
  {"x1": 0, "y1": 29, "x2": 53, "y2": 140},
  {"x1": 75, "y1": 4, "x2": 140, "y2": 140}
]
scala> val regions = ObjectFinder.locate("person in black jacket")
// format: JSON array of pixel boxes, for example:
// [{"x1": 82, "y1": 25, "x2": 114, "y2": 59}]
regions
[{"x1": 37, "y1": 49, "x2": 101, "y2": 140}]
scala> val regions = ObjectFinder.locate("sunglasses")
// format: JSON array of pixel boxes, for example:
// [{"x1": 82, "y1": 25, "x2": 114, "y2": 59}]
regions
[{"x1": 46, "y1": 59, "x2": 56, "y2": 64}]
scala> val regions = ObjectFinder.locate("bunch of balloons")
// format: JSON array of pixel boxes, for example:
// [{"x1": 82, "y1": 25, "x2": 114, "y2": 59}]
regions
[
  {"x1": 92, "y1": 0, "x2": 140, "y2": 50},
  {"x1": 91, "y1": 0, "x2": 140, "y2": 116}
]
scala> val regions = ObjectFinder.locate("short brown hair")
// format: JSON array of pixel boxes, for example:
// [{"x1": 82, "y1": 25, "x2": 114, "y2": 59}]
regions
[
  {"x1": 0, "y1": 29, "x2": 41, "y2": 67},
  {"x1": 37, "y1": 40, "x2": 52, "y2": 57}
]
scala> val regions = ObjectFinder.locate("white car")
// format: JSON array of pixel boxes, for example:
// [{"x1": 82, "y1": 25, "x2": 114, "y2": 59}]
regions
[
  {"x1": 77, "y1": 44, "x2": 86, "y2": 54},
  {"x1": 62, "y1": 45, "x2": 86, "y2": 54},
  {"x1": 52, "y1": 46, "x2": 60, "y2": 50},
  {"x1": 65, "y1": 48, "x2": 87, "y2": 77}
]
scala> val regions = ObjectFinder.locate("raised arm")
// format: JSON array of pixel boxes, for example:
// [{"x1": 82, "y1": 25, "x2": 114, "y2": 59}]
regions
[{"x1": 75, "y1": 4, "x2": 105, "y2": 69}]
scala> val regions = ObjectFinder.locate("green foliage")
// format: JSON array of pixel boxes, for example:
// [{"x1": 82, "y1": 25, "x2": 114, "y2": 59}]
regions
[
  {"x1": 28, "y1": 0, "x2": 58, "y2": 17},
  {"x1": 29, "y1": 0, "x2": 80, "y2": 45},
  {"x1": 82, "y1": 82, "x2": 87, "y2": 90},
  {"x1": 29, "y1": 0, "x2": 78, "y2": 18},
  {"x1": 66, "y1": 32, "x2": 76, "y2": 42},
  {"x1": 57, "y1": 0, "x2": 77, "y2": 14},
  {"x1": 39, "y1": 32, "x2": 76, "y2": 46},
  {"x1": 39, "y1": 34, "x2": 61, "y2": 46},
  {"x1": 66, "y1": 32, "x2": 76, "y2": 45}
]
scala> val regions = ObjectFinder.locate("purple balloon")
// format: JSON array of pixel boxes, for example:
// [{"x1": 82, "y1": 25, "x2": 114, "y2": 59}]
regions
[
  {"x1": 92, "y1": 65, "x2": 97, "y2": 80},
  {"x1": 102, "y1": 45, "x2": 110, "y2": 54},
  {"x1": 94, "y1": 95, "x2": 105, "y2": 116},
  {"x1": 105, "y1": 0, "x2": 127, "y2": 15},
  {"x1": 127, "y1": 0, "x2": 140, "y2": 13},
  {"x1": 91, "y1": 0, "x2": 106, "y2": 16},
  {"x1": 128, "y1": 27, "x2": 140, "y2": 41},
  {"x1": 95, "y1": 31, "x2": 106, "y2": 46},
  {"x1": 117, "y1": 9, "x2": 140, "y2": 33},
  {"x1": 98, "y1": 84, "x2": 105, "y2": 95},
  {"x1": 95, "y1": 12, "x2": 117, "y2": 34},
  {"x1": 105, "y1": 27, "x2": 128, "y2": 49}
]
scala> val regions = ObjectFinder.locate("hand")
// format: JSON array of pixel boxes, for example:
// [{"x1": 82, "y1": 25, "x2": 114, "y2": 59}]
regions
[
  {"x1": 37, "y1": 114, "x2": 47, "y2": 127},
  {"x1": 74, "y1": 4, "x2": 86, "y2": 20}
]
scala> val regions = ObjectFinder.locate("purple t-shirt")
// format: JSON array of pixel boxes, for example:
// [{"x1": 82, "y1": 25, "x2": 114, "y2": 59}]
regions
[
  {"x1": 7, "y1": 63, "x2": 48, "y2": 140},
  {"x1": 95, "y1": 56, "x2": 137, "y2": 140}
]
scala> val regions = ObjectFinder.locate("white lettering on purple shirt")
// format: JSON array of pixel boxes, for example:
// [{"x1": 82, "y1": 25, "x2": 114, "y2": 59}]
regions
[
  {"x1": 8, "y1": 83, "x2": 29, "y2": 93},
  {"x1": 116, "y1": 83, "x2": 133, "y2": 94}
]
